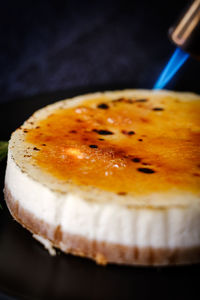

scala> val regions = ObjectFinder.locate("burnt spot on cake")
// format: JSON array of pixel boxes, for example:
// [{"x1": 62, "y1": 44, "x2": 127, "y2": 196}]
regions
[
  {"x1": 125, "y1": 99, "x2": 134, "y2": 104},
  {"x1": 33, "y1": 147, "x2": 40, "y2": 151},
  {"x1": 132, "y1": 158, "x2": 141, "y2": 163},
  {"x1": 152, "y1": 107, "x2": 164, "y2": 111},
  {"x1": 135, "y1": 99, "x2": 148, "y2": 103},
  {"x1": 98, "y1": 138, "x2": 105, "y2": 141},
  {"x1": 137, "y1": 168, "x2": 155, "y2": 174},
  {"x1": 121, "y1": 130, "x2": 135, "y2": 136},
  {"x1": 112, "y1": 98, "x2": 133, "y2": 104},
  {"x1": 117, "y1": 192, "x2": 127, "y2": 196},
  {"x1": 138, "y1": 139, "x2": 143, "y2": 142},
  {"x1": 97, "y1": 103, "x2": 109, "y2": 109},
  {"x1": 69, "y1": 130, "x2": 77, "y2": 134},
  {"x1": 23, "y1": 129, "x2": 28, "y2": 133},
  {"x1": 89, "y1": 145, "x2": 98, "y2": 148},
  {"x1": 193, "y1": 173, "x2": 200, "y2": 177},
  {"x1": 93, "y1": 129, "x2": 114, "y2": 135},
  {"x1": 113, "y1": 98, "x2": 148, "y2": 104}
]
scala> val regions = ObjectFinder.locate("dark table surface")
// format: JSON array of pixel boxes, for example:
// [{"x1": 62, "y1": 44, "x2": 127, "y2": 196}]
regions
[
  {"x1": 0, "y1": 1, "x2": 200, "y2": 299},
  {"x1": 0, "y1": 0, "x2": 199, "y2": 106}
]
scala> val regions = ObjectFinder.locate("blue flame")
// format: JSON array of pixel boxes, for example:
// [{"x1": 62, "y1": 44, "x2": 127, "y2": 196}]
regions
[{"x1": 153, "y1": 48, "x2": 189, "y2": 89}]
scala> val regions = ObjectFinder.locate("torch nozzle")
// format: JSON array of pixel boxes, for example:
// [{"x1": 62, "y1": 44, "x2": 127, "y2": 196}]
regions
[{"x1": 169, "y1": 0, "x2": 200, "y2": 58}]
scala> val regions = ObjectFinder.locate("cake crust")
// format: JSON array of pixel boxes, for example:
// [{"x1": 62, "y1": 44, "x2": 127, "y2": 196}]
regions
[{"x1": 5, "y1": 184, "x2": 200, "y2": 266}]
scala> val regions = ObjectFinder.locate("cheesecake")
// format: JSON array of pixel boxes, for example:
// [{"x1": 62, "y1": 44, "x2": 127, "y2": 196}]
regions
[{"x1": 4, "y1": 89, "x2": 200, "y2": 265}]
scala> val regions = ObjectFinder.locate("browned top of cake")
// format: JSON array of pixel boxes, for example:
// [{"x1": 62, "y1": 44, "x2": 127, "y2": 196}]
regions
[{"x1": 24, "y1": 93, "x2": 200, "y2": 196}]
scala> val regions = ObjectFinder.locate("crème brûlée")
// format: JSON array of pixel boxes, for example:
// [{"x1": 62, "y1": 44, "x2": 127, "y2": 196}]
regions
[{"x1": 4, "y1": 89, "x2": 200, "y2": 265}]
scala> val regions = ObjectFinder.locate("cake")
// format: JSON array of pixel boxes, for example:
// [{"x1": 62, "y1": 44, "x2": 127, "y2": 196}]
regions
[{"x1": 4, "y1": 89, "x2": 200, "y2": 265}]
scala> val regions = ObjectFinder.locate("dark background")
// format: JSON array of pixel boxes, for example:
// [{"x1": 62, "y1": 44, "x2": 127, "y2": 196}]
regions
[
  {"x1": 0, "y1": 0, "x2": 199, "y2": 105},
  {"x1": 0, "y1": 1, "x2": 200, "y2": 300}
]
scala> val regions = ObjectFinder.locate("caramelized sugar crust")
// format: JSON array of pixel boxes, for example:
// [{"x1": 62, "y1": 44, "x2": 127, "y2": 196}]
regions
[{"x1": 25, "y1": 95, "x2": 200, "y2": 196}]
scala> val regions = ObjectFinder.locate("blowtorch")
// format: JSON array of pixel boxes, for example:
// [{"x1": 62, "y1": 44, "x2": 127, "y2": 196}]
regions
[{"x1": 154, "y1": 0, "x2": 200, "y2": 89}]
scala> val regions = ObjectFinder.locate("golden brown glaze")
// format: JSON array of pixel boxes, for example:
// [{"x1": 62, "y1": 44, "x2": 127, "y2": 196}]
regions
[{"x1": 25, "y1": 95, "x2": 200, "y2": 196}]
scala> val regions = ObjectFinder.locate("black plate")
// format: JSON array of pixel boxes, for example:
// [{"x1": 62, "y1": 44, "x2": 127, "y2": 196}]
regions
[{"x1": 0, "y1": 89, "x2": 199, "y2": 300}]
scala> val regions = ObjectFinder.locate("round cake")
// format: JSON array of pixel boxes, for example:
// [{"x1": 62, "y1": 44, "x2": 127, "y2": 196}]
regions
[{"x1": 4, "y1": 89, "x2": 200, "y2": 265}]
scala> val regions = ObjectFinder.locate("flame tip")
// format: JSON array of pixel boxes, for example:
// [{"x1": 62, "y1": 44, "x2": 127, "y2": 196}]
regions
[{"x1": 153, "y1": 48, "x2": 189, "y2": 90}]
